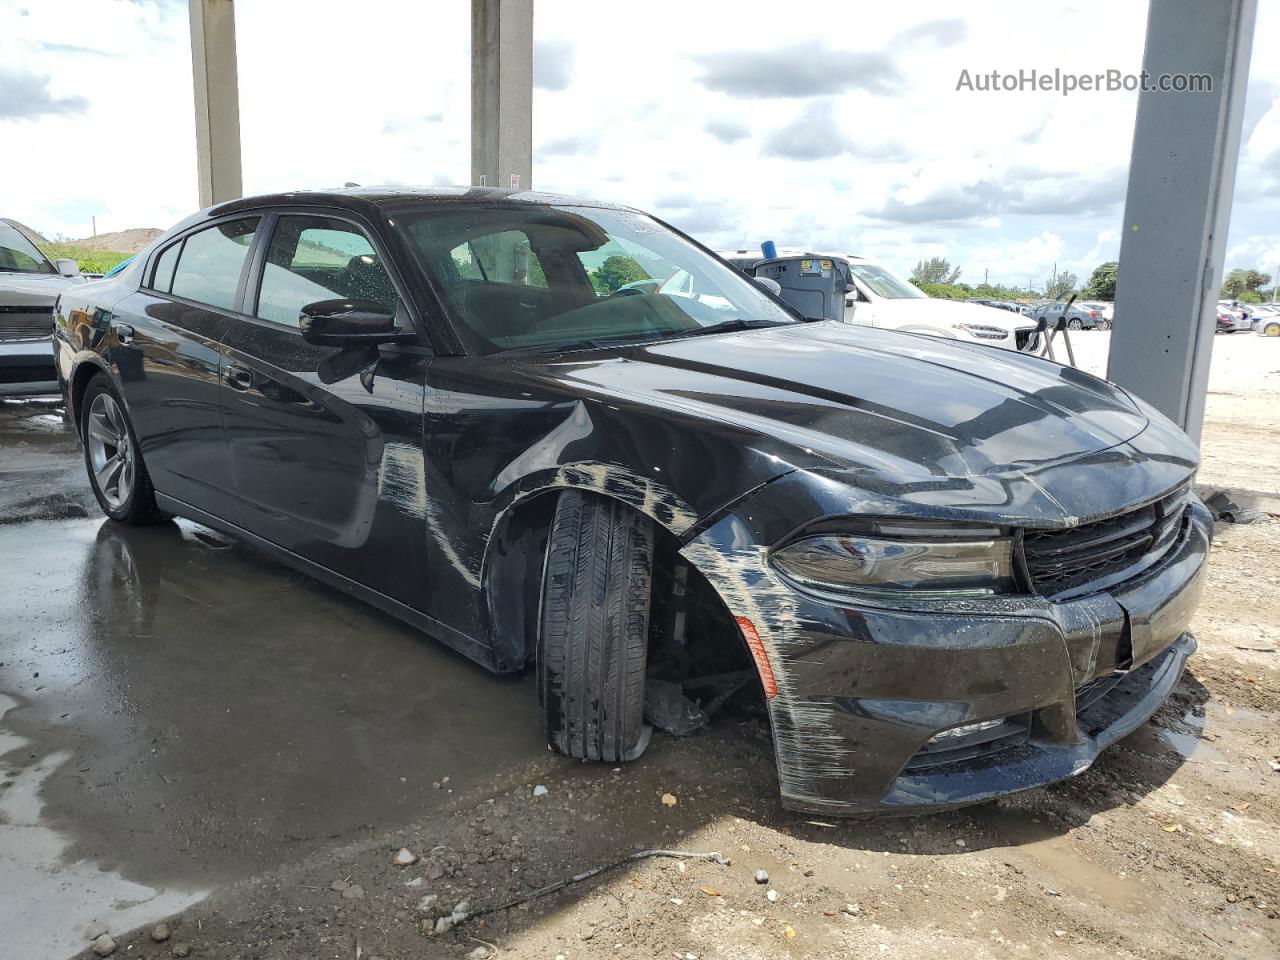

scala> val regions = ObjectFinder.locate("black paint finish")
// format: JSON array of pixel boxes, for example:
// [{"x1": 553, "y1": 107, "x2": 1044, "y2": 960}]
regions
[{"x1": 52, "y1": 188, "x2": 1209, "y2": 814}]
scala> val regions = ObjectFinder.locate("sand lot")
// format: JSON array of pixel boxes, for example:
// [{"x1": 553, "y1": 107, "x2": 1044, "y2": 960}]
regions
[{"x1": 1069, "y1": 330, "x2": 1280, "y2": 498}]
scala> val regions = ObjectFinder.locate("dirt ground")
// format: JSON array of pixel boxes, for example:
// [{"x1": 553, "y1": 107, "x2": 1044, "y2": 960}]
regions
[
  {"x1": 70, "y1": 517, "x2": 1280, "y2": 960},
  {"x1": 2, "y1": 329, "x2": 1278, "y2": 960}
]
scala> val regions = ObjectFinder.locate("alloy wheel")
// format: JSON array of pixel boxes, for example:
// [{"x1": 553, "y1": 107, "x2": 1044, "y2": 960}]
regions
[{"x1": 85, "y1": 392, "x2": 135, "y2": 509}]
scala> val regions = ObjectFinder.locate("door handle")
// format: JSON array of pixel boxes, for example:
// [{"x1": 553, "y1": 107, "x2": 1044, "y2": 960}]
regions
[
  {"x1": 224, "y1": 365, "x2": 253, "y2": 392},
  {"x1": 114, "y1": 322, "x2": 134, "y2": 345}
]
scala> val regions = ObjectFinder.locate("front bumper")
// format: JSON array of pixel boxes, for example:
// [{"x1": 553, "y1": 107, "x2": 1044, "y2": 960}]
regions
[
  {"x1": 0, "y1": 339, "x2": 58, "y2": 395},
  {"x1": 681, "y1": 491, "x2": 1211, "y2": 816}
]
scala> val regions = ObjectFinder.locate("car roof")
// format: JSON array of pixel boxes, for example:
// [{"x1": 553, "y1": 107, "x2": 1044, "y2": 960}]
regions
[{"x1": 207, "y1": 186, "x2": 636, "y2": 221}]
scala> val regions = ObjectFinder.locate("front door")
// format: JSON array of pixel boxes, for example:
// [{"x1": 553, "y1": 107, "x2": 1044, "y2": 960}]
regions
[
  {"x1": 218, "y1": 212, "x2": 430, "y2": 607},
  {"x1": 106, "y1": 216, "x2": 260, "y2": 521}
]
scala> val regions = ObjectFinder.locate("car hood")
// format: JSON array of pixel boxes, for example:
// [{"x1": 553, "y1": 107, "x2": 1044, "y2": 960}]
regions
[
  {"x1": 871, "y1": 296, "x2": 1031, "y2": 329},
  {"x1": 555, "y1": 322, "x2": 1153, "y2": 485},
  {"x1": 0, "y1": 271, "x2": 81, "y2": 305}
]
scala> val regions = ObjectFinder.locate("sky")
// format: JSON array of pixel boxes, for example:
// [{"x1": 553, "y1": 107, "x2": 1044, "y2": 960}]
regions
[{"x1": 2, "y1": 0, "x2": 1278, "y2": 291}]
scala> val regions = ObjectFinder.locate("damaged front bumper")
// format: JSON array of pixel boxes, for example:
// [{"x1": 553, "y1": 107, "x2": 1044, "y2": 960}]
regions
[{"x1": 680, "y1": 487, "x2": 1212, "y2": 816}]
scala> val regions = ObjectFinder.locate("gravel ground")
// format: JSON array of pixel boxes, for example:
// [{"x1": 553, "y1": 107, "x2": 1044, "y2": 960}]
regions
[{"x1": 53, "y1": 332, "x2": 1280, "y2": 960}]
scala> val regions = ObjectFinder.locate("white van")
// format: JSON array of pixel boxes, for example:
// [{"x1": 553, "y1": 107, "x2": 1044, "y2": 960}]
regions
[{"x1": 717, "y1": 249, "x2": 1042, "y2": 353}]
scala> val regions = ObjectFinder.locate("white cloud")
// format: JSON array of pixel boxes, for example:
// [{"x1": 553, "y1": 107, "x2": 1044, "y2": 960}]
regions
[{"x1": 1, "y1": 0, "x2": 1277, "y2": 291}]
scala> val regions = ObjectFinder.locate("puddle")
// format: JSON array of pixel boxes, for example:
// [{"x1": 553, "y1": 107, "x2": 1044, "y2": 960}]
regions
[
  {"x1": 1156, "y1": 709, "x2": 1231, "y2": 764},
  {"x1": 0, "y1": 693, "x2": 209, "y2": 959},
  {"x1": 974, "y1": 807, "x2": 1148, "y2": 911}
]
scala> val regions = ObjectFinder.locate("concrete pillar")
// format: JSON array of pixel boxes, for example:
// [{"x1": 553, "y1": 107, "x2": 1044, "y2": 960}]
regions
[
  {"x1": 1107, "y1": 0, "x2": 1256, "y2": 442},
  {"x1": 189, "y1": 0, "x2": 243, "y2": 207},
  {"x1": 471, "y1": 0, "x2": 533, "y2": 191}
]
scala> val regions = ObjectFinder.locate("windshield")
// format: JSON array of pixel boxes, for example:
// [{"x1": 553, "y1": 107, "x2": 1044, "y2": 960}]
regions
[
  {"x1": 848, "y1": 262, "x2": 926, "y2": 300},
  {"x1": 0, "y1": 221, "x2": 55, "y2": 275},
  {"x1": 396, "y1": 204, "x2": 798, "y2": 355}
]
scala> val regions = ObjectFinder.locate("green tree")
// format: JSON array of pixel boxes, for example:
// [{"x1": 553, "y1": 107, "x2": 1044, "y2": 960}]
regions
[
  {"x1": 914, "y1": 281, "x2": 972, "y2": 299},
  {"x1": 1045, "y1": 271, "x2": 1078, "y2": 300},
  {"x1": 1219, "y1": 268, "x2": 1269, "y2": 299},
  {"x1": 911, "y1": 256, "x2": 962, "y2": 285},
  {"x1": 1083, "y1": 261, "x2": 1118, "y2": 300},
  {"x1": 591, "y1": 255, "x2": 649, "y2": 294}
]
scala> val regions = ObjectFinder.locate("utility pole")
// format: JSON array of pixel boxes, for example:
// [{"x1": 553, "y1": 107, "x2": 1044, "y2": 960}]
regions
[
  {"x1": 984, "y1": 267, "x2": 988, "y2": 286},
  {"x1": 91, "y1": 216, "x2": 96, "y2": 238},
  {"x1": 1273, "y1": 262, "x2": 1278, "y2": 302}
]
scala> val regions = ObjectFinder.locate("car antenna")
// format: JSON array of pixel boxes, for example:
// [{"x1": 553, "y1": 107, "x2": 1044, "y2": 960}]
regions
[{"x1": 1037, "y1": 293, "x2": 1078, "y2": 367}]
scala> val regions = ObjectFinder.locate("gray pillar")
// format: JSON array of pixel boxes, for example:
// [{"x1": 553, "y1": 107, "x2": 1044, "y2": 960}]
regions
[
  {"x1": 471, "y1": 0, "x2": 533, "y2": 191},
  {"x1": 1107, "y1": 0, "x2": 1256, "y2": 442},
  {"x1": 189, "y1": 0, "x2": 243, "y2": 207}
]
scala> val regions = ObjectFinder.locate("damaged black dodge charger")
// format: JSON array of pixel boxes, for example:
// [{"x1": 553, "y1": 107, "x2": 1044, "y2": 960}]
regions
[{"x1": 53, "y1": 188, "x2": 1210, "y2": 814}]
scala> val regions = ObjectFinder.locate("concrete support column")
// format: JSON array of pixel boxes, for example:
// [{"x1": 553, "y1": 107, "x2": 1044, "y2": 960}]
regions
[
  {"x1": 471, "y1": 0, "x2": 533, "y2": 191},
  {"x1": 1107, "y1": 0, "x2": 1256, "y2": 442},
  {"x1": 189, "y1": 0, "x2": 243, "y2": 207}
]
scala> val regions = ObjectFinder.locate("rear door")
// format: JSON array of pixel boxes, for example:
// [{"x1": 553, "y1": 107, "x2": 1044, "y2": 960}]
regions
[
  {"x1": 218, "y1": 210, "x2": 432, "y2": 605},
  {"x1": 105, "y1": 216, "x2": 260, "y2": 521}
]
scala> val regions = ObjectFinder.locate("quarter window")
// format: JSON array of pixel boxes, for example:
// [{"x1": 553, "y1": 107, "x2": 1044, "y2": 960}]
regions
[
  {"x1": 255, "y1": 216, "x2": 399, "y2": 327},
  {"x1": 169, "y1": 218, "x2": 260, "y2": 311},
  {"x1": 150, "y1": 241, "x2": 181, "y2": 293}
]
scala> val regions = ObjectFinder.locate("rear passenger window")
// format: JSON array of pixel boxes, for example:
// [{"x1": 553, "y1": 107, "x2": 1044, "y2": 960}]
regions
[
  {"x1": 150, "y1": 241, "x2": 180, "y2": 293},
  {"x1": 255, "y1": 216, "x2": 400, "y2": 327},
  {"x1": 169, "y1": 218, "x2": 259, "y2": 311}
]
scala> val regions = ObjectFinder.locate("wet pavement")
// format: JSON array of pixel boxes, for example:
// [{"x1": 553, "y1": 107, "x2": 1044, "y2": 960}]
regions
[{"x1": 0, "y1": 398, "x2": 546, "y2": 957}]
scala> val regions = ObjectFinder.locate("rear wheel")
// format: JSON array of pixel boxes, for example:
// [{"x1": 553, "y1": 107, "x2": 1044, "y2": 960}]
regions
[
  {"x1": 538, "y1": 490, "x2": 654, "y2": 762},
  {"x1": 81, "y1": 374, "x2": 167, "y2": 524}
]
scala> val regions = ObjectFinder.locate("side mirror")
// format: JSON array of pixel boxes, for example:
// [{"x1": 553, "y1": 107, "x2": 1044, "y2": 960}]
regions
[
  {"x1": 299, "y1": 299, "x2": 405, "y2": 346},
  {"x1": 54, "y1": 258, "x2": 80, "y2": 277},
  {"x1": 754, "y1": 276, "x2": 782, "y2": 296}
]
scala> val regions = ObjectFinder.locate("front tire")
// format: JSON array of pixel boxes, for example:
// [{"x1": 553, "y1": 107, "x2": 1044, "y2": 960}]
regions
[
  {"x1": 1263, "y1": 321, "x2": 1280, "y2": 337},
  {"x1": 1067, "y1": 318, "x2": 1084, "y2": 330},
  {"x1": 538, "y1": 490, "x2": 654, "y2": 762},
  {"x1": 80, "y1": 374, "x2": 167, "y2": 524}
]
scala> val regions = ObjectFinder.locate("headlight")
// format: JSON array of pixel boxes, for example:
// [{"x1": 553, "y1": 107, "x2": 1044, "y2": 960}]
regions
[
  {"x1": 771, "y1": 530, "x2": 1015, "y2": 598},
  {"x1": 952, "y1": 323, "x2": 1009, "y2": 340}
]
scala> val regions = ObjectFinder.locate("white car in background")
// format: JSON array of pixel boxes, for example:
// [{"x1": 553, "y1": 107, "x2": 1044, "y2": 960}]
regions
[{"x1": 717, "y1": 249, "x2": 1042, "y2": 353}]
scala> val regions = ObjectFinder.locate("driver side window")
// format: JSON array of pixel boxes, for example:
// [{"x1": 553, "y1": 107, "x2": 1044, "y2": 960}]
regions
[{"x1": 255, "y1": 216, "x2": 400, "y2": 327}]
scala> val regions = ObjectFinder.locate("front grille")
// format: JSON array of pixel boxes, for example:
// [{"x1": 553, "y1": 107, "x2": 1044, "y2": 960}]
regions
[
  {"x1": 1015, "y1": 328, "x2": 1041, "y2": 352},
  {"x1": 0, "y1": 305, "x2": 54, "y2": 342},
  {"x1": 1075, "y1": 672, "x2": 1124, "y2": 712},
  {"x1": 1022, "y1": 486, "x2": 1188, "y2": 598}
]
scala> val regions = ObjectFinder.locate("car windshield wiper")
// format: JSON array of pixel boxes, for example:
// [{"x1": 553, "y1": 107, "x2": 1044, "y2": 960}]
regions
[
  {"x1": 501, "y1": 331, "x2": 667, "y2": 357},
  {"x1": 503, "y1": 318, "x2": 787, "y2": 357},
  {"x1": 666, "y1": 317, "x2": 788, "y2": 339}
]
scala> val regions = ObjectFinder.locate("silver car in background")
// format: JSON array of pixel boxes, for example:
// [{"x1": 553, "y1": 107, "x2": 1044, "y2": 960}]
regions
[{"x1": 0, "y1": 218, "x2": 83, "y2": 395}]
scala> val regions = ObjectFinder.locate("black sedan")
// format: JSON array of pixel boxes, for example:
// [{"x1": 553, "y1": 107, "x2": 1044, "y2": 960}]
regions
[{"x1": 53, "y1": 188, "x2": 1210, "y2": 815}]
